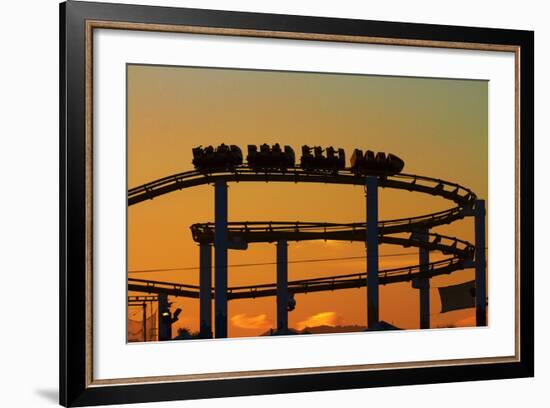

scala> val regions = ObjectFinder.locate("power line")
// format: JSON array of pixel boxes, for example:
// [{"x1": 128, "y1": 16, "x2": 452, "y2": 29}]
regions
[{"x1": 128, "y1": 251, "x2": 421, "y2": 274}]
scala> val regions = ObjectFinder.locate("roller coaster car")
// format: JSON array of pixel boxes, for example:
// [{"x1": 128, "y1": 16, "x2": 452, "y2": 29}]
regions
[
  {"x1": 191, "y1": 144, "x2": 243, "y2": 171},
  {"x1": 300, "y1": 145, "x2": 346, "y2": 173},
  {"x1": 246, "y1": 143, "x2": 296, "y2": 170},
  {"x1": 190, "y1": 223, "x2": 214, "y2": 243},
  {"x1": 350, "y1": 149, "x2": 404, "y2": 176},
  {"x1": 386, "y1": 153, "x2": 405, "y2": 174},
  {"x1": 284, "y1": 145, "x2": 296, "y2": 167}
]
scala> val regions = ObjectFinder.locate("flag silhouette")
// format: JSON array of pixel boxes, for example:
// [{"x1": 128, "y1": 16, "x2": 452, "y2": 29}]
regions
[{"x1": 438, "y1": 280, "x2": 476, "y2": 313}]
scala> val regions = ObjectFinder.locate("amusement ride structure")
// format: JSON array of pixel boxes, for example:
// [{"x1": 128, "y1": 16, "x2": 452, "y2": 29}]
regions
[{"x1": 127, "y1": 144, "x2": 487, "y2": 340}]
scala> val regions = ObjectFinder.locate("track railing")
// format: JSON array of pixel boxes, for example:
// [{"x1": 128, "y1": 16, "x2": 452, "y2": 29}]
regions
[
  {"x1": 127, "y1": 166, "x2": 479, "y2": 302},
  {"x1": 128, "y1": 167, "x2": 476, "y2": 208},
  {"x1": 190, "y1": 221, "x2": 474, "y2": 253},
  {"x1": 128, "y1": 255, "x2": 467, "y2": 300}
]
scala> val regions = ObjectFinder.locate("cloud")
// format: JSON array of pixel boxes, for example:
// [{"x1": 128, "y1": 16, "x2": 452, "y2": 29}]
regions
[
  {"x1": 231, "y1": 313, "x2": 273, "y2": 330},
  {"x1": 296, "y1": 311, "x2": 344, "y2": 330}
]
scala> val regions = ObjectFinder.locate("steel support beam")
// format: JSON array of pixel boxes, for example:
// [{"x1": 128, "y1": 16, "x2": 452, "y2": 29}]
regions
[
  {"x1": 418, "y1": 229, "x2": 430, "y2": 329},
  {"x1": 199, "y1": 243, "x2": 213, "y2": 339},
  {"x1": 366, "y1": 176, "x2": 379, "y2": 328},
  {"x1": 276, "y1": 240, "x2": 289, "y2": 333},
  {"x1": 214, "y1": 180, "x2": 229, "y2": 338},
  {"x1": 142, "y1": 302, "x2": 147, "y2": 342},
  {"x1": 475, "y1": 199, "x2": 487, "y2": 326}
]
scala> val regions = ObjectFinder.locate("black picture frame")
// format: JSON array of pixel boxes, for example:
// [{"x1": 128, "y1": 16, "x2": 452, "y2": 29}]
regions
[{"x1": 60, "y1": 1, "x2": 534, "y2": 406}]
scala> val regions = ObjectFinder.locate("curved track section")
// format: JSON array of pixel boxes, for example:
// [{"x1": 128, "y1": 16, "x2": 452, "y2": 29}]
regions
[
  {"x1": 128, "y1": 256, "x2": 468, "y2": 300},
  {"x1": 229, "y1": 257, "x2": 467, "y2": 299},
  {"x1": 129, "y1": 168, "x2": 475, "y2": 237},
  {"x1": 128, "y1": 167, "x2": 476, "y2": 208},
  {"x1": 191, "y1": 221, "x2": 474, "y2": 251},
  {"x1": 128, "y1": 227, "x2": 474, "y2": 300},
  {"x1": 127, "y1": 166, "x2": 478, "y2": 301}
]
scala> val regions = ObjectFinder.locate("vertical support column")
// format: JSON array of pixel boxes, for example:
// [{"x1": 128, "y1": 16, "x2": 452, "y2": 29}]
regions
[
  {"x1": 365, "y1": 176, "x2": 379, "y2": 328},
  {"x1": 150, "y1": 300, "x2": 154, "y2": 340},
  {"x1": 418, "y1": 229, "x2": 430, "y2": 329},
  {"x1": 276, "y1": 240, "x2": 289, "y2": 333},
  {"x1": 142, "y1": 302, "x2": 147, "y2": 342},
  {"x1": 158, "y1": 293, "x2": 171, "y2": 341},
  {"x1": 199, "y1": 243, "x2": 213, "y2": 339},
  {"x1": 475, "y1": 199, "x2": 487, "y2": 326},
  {"x1": 214, "y1": 180, "x2": 228, "y2": 338}
]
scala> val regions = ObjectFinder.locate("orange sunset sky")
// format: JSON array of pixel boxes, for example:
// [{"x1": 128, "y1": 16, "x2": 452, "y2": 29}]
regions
[{"x1": 127, "y1": 64, "x2": 488, "y2": 340}]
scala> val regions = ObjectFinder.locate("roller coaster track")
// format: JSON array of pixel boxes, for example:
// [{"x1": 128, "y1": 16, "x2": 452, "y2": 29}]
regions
[
  {"x1": 128, "y1": 167, "x2": 476, "y2": 208},
  {"x1": 127, "y1": 166, "x2": 478, "y2": 302},
  {"x1": 128, "y1": 229, "x2": 474, "y2": 300},
  {"x1": 128, "y1": 256, "x2": 470, "y2": 300},
  {"x1": 191, "y1": 221, "x2": 475, "y2": 245}
]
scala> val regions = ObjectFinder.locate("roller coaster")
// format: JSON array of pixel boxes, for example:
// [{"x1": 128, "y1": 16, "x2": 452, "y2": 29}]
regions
[
  {"x1": 128, "y1": 144, "x2": 487, "y2": 340},
  {"x1": 128, "y1": 167, "x2": 474, "y2": 206}
]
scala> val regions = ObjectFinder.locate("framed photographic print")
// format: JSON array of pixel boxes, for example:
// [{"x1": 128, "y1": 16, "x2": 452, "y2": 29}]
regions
[{"x1": 59, "y1": 1, "x2": 534, "y2": 406}]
